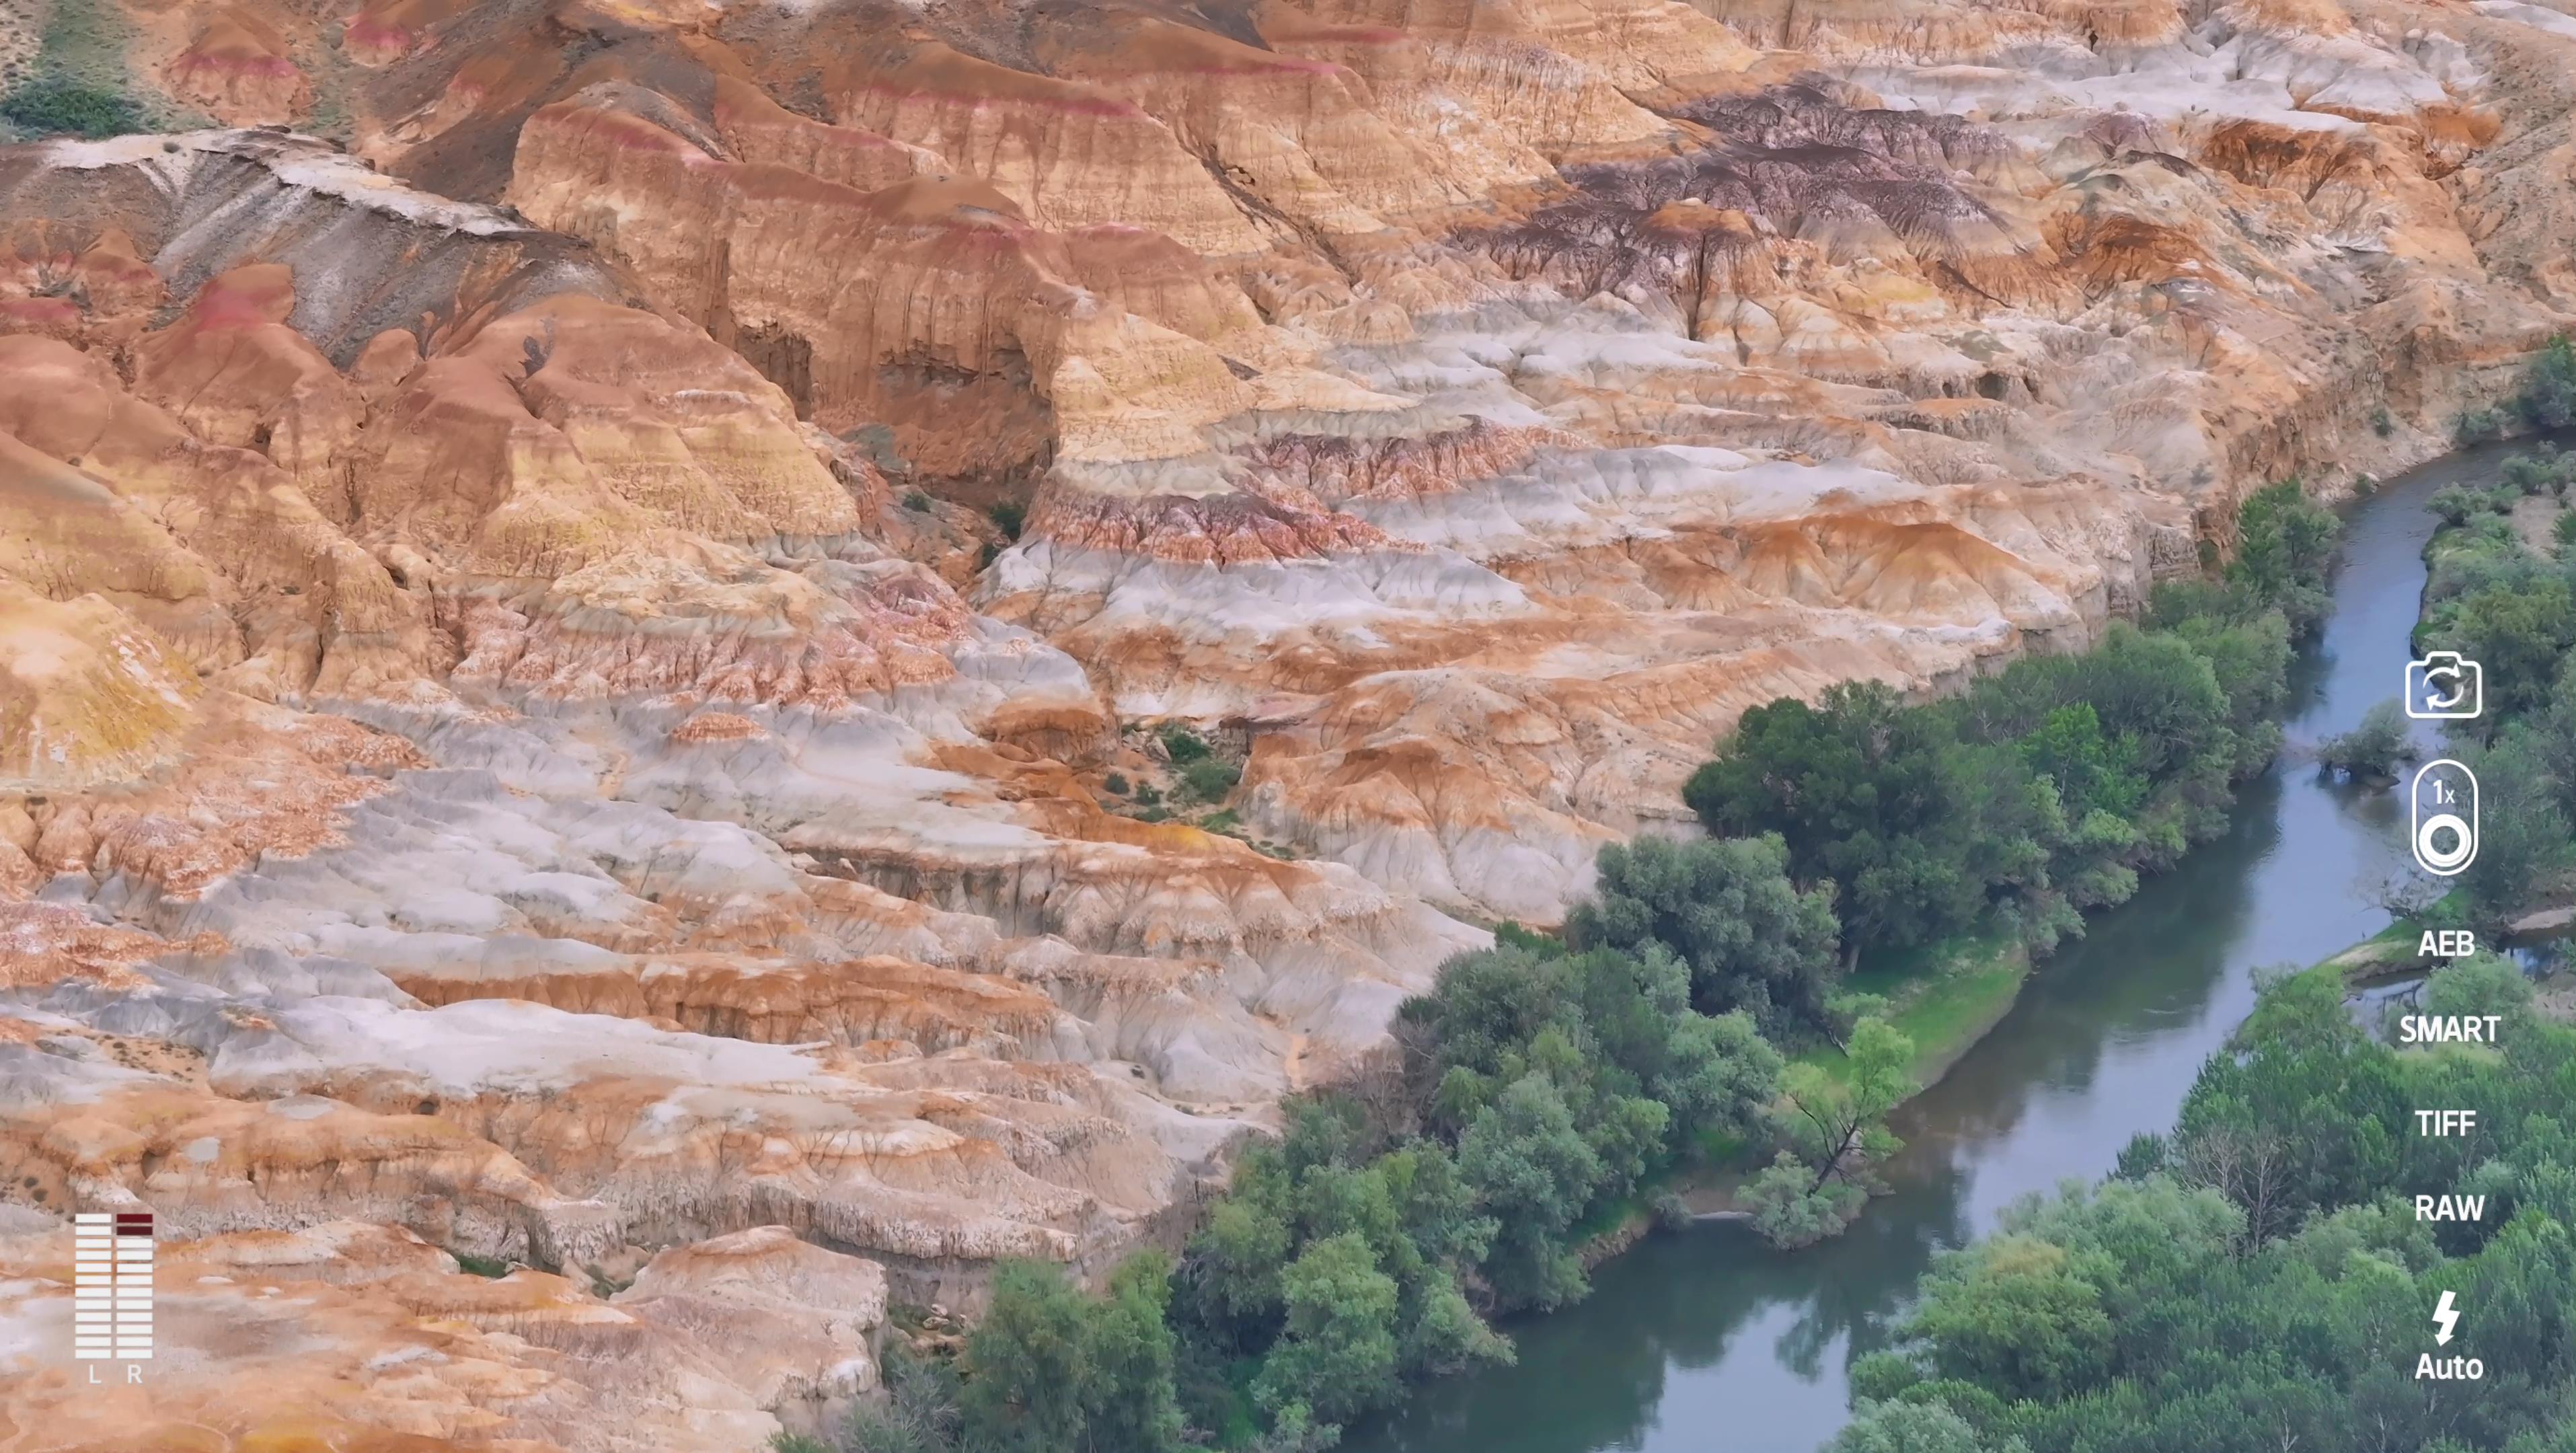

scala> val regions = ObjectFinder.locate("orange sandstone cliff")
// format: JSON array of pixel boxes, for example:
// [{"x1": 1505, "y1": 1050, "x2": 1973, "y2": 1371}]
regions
[{"x1": 3, "y1": 0, "x2": 2575, "y2": 1444}]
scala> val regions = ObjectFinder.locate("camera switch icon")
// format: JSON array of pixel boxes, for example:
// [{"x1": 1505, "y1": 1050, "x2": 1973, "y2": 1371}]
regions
[
  {"x1": 2412, "y1": 759, "x2": 2479, "y2": 878},
  {"x1": 2407, "y1": 652, "x2": 2482, "y2": 720}
]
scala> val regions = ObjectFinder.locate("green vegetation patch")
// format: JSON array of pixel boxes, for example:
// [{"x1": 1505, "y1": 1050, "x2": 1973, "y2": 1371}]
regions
[
  {"x1": 2408, "y1": 445, "x2": 2576, "y2": 931},
  {"x1": 1805, "y1": 926, "x2": 2031, "y2": 1089},
  {"x1": 1, "y1": 77, "x2": 137, "y2": 138},
  {"x1": 1688, "y1": 480, "x2": 2331, "y2": 979},
  {"x1": 1842, "y1": 956, "x2": 2575, "y2": 1453},
  {"x1": 794, "y1": 471, "x2": 2357, "y2": 1452},
  {"x1": 1, "y1": 0, "x2": 143, "y2": 140}
]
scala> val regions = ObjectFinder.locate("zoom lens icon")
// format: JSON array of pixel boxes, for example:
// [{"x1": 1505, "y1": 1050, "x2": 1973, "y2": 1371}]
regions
[{"x1": 2411, "y1": 759, "x2": 2479, "y2": 877}]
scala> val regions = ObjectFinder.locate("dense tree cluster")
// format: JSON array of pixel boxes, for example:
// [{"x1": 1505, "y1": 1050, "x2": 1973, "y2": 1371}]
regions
[
  {"x1": 1566, "y1": 833, "x2": 1842, "y2": 1035},
  {"x1": 1848, "y1": 402, "x2": 2576, "y2": 1452},
  {"x1": 788, "y1": 478, "x2": 2347, "y2": 1451},
  {"x1": 1853, "y1": 959, "x2": 2576, "y2": 1453},
  {"x1": 2411, "y1": 459, "x2": 2576, "y2": 926},
  {"x1": 788, "y1": 898, "x2": 1796, "y2": 1450},
  {"x1": 1684, "y1": 480, "x2": 2326, "y2": 971}
]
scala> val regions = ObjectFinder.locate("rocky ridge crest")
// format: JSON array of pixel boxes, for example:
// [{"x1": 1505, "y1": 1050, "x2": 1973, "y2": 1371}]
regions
[{"x1": 3, "y1": 0, "x2": 2574, "y2": 1444}]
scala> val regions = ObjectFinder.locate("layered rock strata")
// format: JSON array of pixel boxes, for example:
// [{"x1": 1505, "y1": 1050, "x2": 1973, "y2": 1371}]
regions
[{"x1": 5, "y1": 0, "x2": 2576, "y2": 1444}]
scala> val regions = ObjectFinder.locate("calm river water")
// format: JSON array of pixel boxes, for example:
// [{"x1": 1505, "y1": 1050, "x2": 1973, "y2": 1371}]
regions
[{"x1": 1349, "y1": 442, "x2": 2526, "y2": 1453}]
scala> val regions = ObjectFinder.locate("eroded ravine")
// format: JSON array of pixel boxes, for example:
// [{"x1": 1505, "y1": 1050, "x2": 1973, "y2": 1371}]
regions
[{"x1": 1349, "y1": 444, "x2": 2512, "y2": 1453}]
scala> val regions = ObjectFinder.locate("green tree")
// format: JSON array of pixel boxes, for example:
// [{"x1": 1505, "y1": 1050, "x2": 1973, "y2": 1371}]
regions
[
  {"x1": 1745, "y1": 1149, "x2": 1866, "y2": 1248},
  {"x1": 1157, "y1": 724, "x2": 1212, "y2": 762},
  {"x1": 1457, "y1": 1074, "x2": 1602, "y2": 1309},
  {"x1": 2520, "y1": 336, "x2": 2576, "y2": 432},
  {"x1": 2317, "y1": 700, "x2": 2414, "y2": 780},
  {"x1": 1644, "y1": 996, "x2": 1784, "y2": 1138},
  {"x1": 1771, "y1": 1018, "x2": 1916, "y2": 1205},
  {"x1": 2017, "y1": 704, "x2": 2146, "y2": 819},
  {"x1": 960, "y1": 1263, "x2": 1092, "y2": 1453},
  {"x1": 1568, "y1": 833, "x2": 1842, "y2": 1031},
  {"x1": 1078, "y1": 1255, "x2": 1184, "y2": 1453},
  {"x1": 1685, "y1": 680, "x2": 1985, "y2": 965},
  {"x1": 1399, "y1": 1269, "x2": 1513, "y2": 1375},
  {"x1": 2431, "y1": 484, "x2": 2493, "y2": 529},
  {"x1": 2501, "y1": 446, "x2": 2576, "y2": 497},
  {"x1": 1183, "y1": 1155, "x2": 1293, "y2": 1337},
  {"x1": 2446, "y1": 576, "x2": 2576, "y2": 720},
  {"x1": 2159, "y1": 607, "x2": 2294, "y2": 775},
  {"x1": 2458, "y1": 735, "x2": 2571, "y2": 928},
  {"x1": 1377, "y1": 1140, "x2": 1497, "y2": 1271},
  {"x1": 1829, "y1": 1398, "x2": 2026, "y2": 1453},
  {"x1": 2518, "y1": 667, "x2": 2576, "y2": 821},
  {"x1": 1253, "y1": 1232, "x2": 1402, "y2": 1426},
  {"x1": 2421, "y1": 951, "x2": 2537, "y2": 1023},
  {"x1": 1181, "y1": 758, "x2": 1242, "y2": 803},
  {"x1": 2227, "y1": 480, "x2": 2337, "y2": 634},
  {"x1": 2172, "y1": 969, "x2": 2409, "y2": 1244}
]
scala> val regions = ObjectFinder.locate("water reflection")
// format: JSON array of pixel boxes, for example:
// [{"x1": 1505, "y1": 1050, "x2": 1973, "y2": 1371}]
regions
[{"x1": 1350, "y1": 445, "x2": 2530, "y2": 1453}]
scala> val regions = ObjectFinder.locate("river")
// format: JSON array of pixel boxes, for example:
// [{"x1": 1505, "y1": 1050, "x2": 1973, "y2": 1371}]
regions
[{"x1": 1348, "y1": 442, "x2": 2526, "y2": 1453}]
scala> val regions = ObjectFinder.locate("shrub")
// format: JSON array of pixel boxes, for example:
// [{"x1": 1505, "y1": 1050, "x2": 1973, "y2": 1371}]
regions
[
  {"x1": 2315, "y1": 700, "x2": 2413, "y2": 780},
  {"x1": 1102, "y1": 771, "x2": 1131, "y2": 796},
  {"x1": 1156, "y1": 723, "x2": 1211, "y2": 763},
  {"x1": 2554, "y1": 511, "x2": 2576, "y2": 562},
  {"x1": 2503, "y1": 451, "x2": 2556, "y2": 496},
  {"x1": 2370, "y1": 405, "x2": 2394, "y2": 437},
  {"x1": 2429, "y1": 483, "x2": 2491, "y2": 527},
  {"x1": 986, "y1": 500, "x2": 1026, "y2": 540},
  {"x1": 1181, "y1": 758, "x2": 1241, "y2": 803},
  {"x1": 0, "y1": 79, "x2": 139, "y2": 138},
  {"x1": 833, "y1": 1341, "x2": 960, "y2": 1453},
  {"x1": 1743, "y1": 1151, "x2": 1864, "y2": 1249},
  {"x1": 2519, "y1": 334, "x2": 2576, "y2": 431},
  {"x1": 903, "y1": 490, "x2": 933, "y2": 513},
  {"x1": 2454, "y1": 407, "x2": 2505, "y2": 447},
  {"x1": 2505, "y1": 443, "x2": 2576, "y2": 500},
  {"x1": 1651, "y1": 1190, "x2": 1695, "y2": 1232}
]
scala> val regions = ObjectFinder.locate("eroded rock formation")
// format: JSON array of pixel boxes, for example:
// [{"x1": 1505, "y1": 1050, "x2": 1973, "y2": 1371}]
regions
[{"x1": 3, "y1": 0, "x2": 2574, "y2": 1442}]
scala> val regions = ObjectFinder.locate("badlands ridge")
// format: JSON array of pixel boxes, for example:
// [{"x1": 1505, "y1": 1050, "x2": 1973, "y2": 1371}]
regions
[{"x1": 2, "y1": 0, "x2": 2574, "y2": 1445}]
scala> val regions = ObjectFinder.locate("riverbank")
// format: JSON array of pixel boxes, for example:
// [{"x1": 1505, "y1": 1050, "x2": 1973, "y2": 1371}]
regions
[
  {"x1": 1346, "y1": 435, "x2": 2509, "y2": 1453},
  {"x1": 1600, "y1": 926, "x2": 2033, "y2": 1233},
  {"x1": 1809, "y1": 927, "x2": 2035, "y2": 1091}
]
